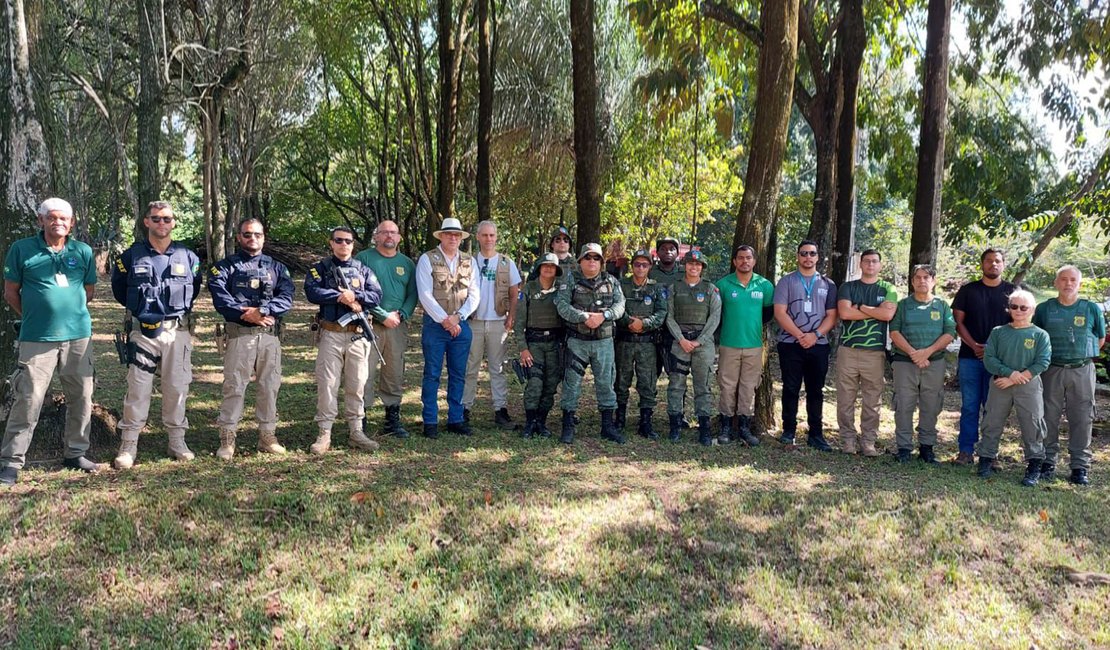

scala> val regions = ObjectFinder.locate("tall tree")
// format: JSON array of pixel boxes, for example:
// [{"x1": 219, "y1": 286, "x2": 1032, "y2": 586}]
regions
[
  {"x1": 434, "y1": 0, "x2": 474, "y2": 244},
  {"x1": 476, "y1": 0, "x2": 493, "y2": 224},
  {"x1": 569, "y1": 0, "x2": 601, "y2": 246},
  {"x1": 137, "y1": 0, "x2": 164, "y2": 215},
  {"x1": 0, "y1": 0, "x2": 51, "y2": 387},
  {"x1": 731, "y1": 0, "x2": 800, "y2": 433},
  {"x1": 908, "y1": 0, "x2": 952, "y2": 275}
]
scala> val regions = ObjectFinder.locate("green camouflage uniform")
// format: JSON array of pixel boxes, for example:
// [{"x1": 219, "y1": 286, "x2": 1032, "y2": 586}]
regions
[
  {"x1": 514, "y1": 278, "x2": 564, "y2": 413},
  {"x1": 616, "y1": 277, "x2": 667, "y2": 409},
  {"x1": 666, "y1": 279, "x2": 722, "y2": 417},
  {"x1": 556, "y1": 272, "x2": 625, "y2": 411}
]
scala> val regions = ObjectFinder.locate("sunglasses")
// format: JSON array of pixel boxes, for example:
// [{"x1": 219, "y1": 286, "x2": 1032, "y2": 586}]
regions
[
  {"x1": 1008, "y1": 304, "x2": 1031, "y2": 312},
  {"x1": 240, "y1": 232, "x2": 264, "y2": 238},
  {"x1": 582, "y1": 255, "x2": 602, "y2": 262},
  {"x1": 332, "y1": 237, "x2": 354, "y2": 244},
  {"x1": 798, "y1": 250, "x2": 818, "y2": 257},
  {"x1": 148, "y1": 216, "x2": 174, "y2": 224}
]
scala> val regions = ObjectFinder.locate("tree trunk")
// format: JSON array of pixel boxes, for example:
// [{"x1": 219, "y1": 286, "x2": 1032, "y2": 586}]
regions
[
  {"x1": 570, "y1": 0, "x2": 601, "y2": 247},
  {"x1": 828, "y1": 0, "x2": 865, "y2": 285},
  {"x1": 0, "y1": 0, "x2": 51, "y2": 391},
  {"x1": 201, "y1": 98, "x2": 226, "y2": 262},
  {"x1": 909, "y1": 0, "x2": 952, "y2": 276},
  {"x1": 476, "y1": 0, "x2": 492, "y2": 224},
  {"x1": 435, "y1": 0, "x2": 466, "y2": 234},
  {"x1": 732, "y1": 0, "x2": 799, "y2": 433},
  {"x1": 137, "y1": 0, "x2": 164, "y2": 233}
]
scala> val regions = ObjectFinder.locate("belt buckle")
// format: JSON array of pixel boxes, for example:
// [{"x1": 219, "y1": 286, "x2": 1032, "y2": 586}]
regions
[{"x1": 542, "y1": 330, "x2": 550, "y2": 336}]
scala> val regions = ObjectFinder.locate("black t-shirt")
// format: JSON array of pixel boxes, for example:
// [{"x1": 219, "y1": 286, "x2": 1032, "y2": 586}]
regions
[{"x1": 951, "y1": 279, "x2": 1015, "y2": 359}]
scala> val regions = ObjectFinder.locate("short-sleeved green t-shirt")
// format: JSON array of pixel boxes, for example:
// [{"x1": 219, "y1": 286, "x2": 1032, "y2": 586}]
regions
[
  {"x1": 889, "y1": 295, "x2": 956, "y2": 361},
  {"x1": 355, "y1": 248, "x2": 417, "y2": 322},
  {"x1": 3, "y1": 233, "x2": 97, "y2": 342},
  {"x1": 838, "y1": 279, "x2": 898, "y2": 350},
  {"x1": 716, "y1": 272, "x2": 774, "y2": 349},
  {"x1": 1032, "y1": 298, "x2": 1106, "y2": 364}
]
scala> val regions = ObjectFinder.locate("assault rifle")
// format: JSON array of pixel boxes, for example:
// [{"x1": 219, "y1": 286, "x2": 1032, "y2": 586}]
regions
[{"x1": 331, "y1": 266, "x2": 385, "y2": 366}]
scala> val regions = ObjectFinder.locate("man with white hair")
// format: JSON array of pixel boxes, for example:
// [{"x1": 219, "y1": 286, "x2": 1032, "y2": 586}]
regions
[
  {"x1": 1, "y1": 198, "x2": 99, "y2": 486},
  {"x1": 461, "y1": 220, "x2": 522, "y2": 428},
  {"x1": 1033, "y1": 265, "x2": 1105, "y2": 485}
]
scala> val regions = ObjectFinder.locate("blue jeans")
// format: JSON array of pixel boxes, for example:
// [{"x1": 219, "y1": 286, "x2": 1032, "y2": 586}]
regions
[
  {"x1": 421, "y1": 315, "x2": 473, "y2": 425},
  {"x1": 958, "y1": 357, "x2": 992, "y2": 454}
]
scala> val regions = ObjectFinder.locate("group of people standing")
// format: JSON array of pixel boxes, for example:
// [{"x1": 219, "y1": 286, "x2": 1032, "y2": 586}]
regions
[{"x1": 0, "y1": 201, "x2": 1102, "y2": 490}]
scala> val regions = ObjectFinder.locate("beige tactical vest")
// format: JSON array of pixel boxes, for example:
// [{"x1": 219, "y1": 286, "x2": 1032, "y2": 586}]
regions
[
  {"x1": 426, "y1": 248, "x2": 473, "y2": 314},
  {"x1": 492, "y1": 255, "x2": 513, "y2": 317}
]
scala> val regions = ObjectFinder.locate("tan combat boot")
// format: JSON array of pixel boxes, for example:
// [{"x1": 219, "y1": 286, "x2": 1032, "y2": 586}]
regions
[
  {"x1": 257, "y1": 430, "x2": 287, "y2": 455},
  {"x1": 348, "y1": 428, "x2": 380, "y2": 452},
  {"x1": 841, "y1": 432, "x2": 859, "y2": 455},
  {"x1": 167, "y1": 432, "x2": 196, "y2": 461},
  {"x1": 310, "y1": 429, "x2": 331, "y2": 455},
  {"x1": 860, "y1": 433, "x2": 881, "y2": 457},
  {"x1": 114, "y1": 431, "x2": 140, "y2": 470},
  {"x1": 216, "y1": 428, "x2": 237, "y2": 460}
]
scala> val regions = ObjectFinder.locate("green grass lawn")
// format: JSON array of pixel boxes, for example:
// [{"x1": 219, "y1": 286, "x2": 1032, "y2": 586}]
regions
[{"x1": 2, "y1": 293, "x2": 1109, "y2": 648}]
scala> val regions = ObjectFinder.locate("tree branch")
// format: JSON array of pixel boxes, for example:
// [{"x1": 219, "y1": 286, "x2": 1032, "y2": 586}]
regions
[{"x1": 701, "y1": 0, "x2": 763, "y2": 47}]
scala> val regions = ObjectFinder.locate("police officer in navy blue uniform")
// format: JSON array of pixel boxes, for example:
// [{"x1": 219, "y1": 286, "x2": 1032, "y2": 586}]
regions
[
  {"x1": 111, "y1": 201, "x2": 203, "y2": 469},
  {"x1": 208, "y1": 218, "x2": 296, "y2": 459},
  {"x1": 305, "y1": 227, "x2": 384, "y2": 454}
]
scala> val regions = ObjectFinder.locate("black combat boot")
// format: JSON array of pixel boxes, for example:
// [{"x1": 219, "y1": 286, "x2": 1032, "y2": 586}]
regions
[
  {"x1": 614, "y1": 405, "x2": 627, "y2": 433},
  {"x1": 918, "y1": 445, "x2": 938, "y2": 464},
  {"x1": 521, "y1": 409, "x2": 538, "y2": 439},
  {"x1": 807, "y1": 430, "x2": 833, "y2": 452},
  {"x1": 1039, "y1": 461, "x2": 1056, "y2": 482},
  {"x1": 536, "y1": 409, "x2": 553, "y2": 438},
  {"x1": 560, "y1": 410, "x2": 576, "y2": 444},
  {"x1": 895, "y1": 448, "x2": 913, "y2": 463},
  {"x1": 977, "y1": 456, "x2": 995, "y2": 478},
  {"x1": 717, "y1": 414, "x2": 733, "y2": 445},
  {"x1": 1070, "y1": 468, "x2": 1090, "y2": 485},
  {"x1": 1021, "y1": 459, "x2": 1042, "y2": 487},
  {"x1": 422, "y1": 423, "x2": 439, "y2": 439},
  {"x1": 638, "y1": 408, "x2": 657, "y2": 440},
  {"x1": 737, "y1": 415, "x2": 760, "y2": 446},
  {"x1": 697, "y1": 416, "x2": 714, "y2": 446},
  {"x1": 600, "y1": 409, "x2": 625, "y2": 444},
  {"x1": 384, "y1": 405, "x2": 410, "y2": 439},
  {"x1": 668, "y1": 413, "x2": 682, "y2": 442}
]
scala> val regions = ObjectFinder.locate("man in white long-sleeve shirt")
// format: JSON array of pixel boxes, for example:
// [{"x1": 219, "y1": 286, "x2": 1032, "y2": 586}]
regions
[{"x1": 416, "y1": 218, "x2": 480, "y2": 438}]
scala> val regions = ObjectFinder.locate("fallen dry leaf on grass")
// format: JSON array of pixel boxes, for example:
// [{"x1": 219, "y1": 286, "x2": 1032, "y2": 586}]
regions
[
  {"x1": 1057, "y1": 565, "x2": 1110, "y2": 586},
  {"x1": 264, "y1": 596, "x2": 283, "y2": 619},
  {"x1": 483, "y1": 489, "x2": 493, "y2": 506},
  {"x1": 272, "y1": 626, "x2": 284, "y2": 642},
  {"x1": 350, "y1": 492, "x2": 372, "y2": 504},
  {"x1": 1038, "y1": 510, "x2": 1049, "y2": 523}
]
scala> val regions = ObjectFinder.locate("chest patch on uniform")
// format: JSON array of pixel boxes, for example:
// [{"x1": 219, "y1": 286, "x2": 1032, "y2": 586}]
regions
[
  {"x1": 134, "y1": 265, "x2": 152, "y2": 276},
  {"x1": 396, "y1": 267, "x2": 405, "y2": 276},
  {"x1": 931, "y1": 311, "x2": 940, "y2": 321},
  {"x1": 1075, "y1": 315, "x2": 1086, "y2": 327},
  {"x1": 643, "y1": 296, "x2": 652, "y2": 305},
  {"x1": 696, "y1": 293, "x2": 705, "y2": 302},
  {"x1": 250, "y1": 278, "x2": 260, "y2": 289},
  {"x1": 752, "y1": 291, "x2": 763, "y2": 299},
  {"x1": 1024, "y1": 338, "x2": 1035, "y2": 349},
  {"x1": 65, "y1": 256, "x2": 78, "y2": 268},
  {"x1": 172, "y1": 263, "x2": 186, "y2": 276},
  {"x1": 351, "y1": 278, "x2": 361, "y2": 288}
]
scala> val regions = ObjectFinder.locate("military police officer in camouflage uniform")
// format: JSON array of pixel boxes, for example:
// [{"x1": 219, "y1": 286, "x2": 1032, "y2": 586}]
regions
[
  {"x1": 615, "y1": 249, "x2": 667, "y2": 439},
  {"x1": 555, "y1": 243, "x2": 625, "y2": 444},
  {"x1": 112, "y1": 201, "x2": 203, "y2": 469},
  {"x1": 665, "y1": 250, "x2": 721, "y2": 445},
  {"x1": 305, "y1": 227, "x2": 384, "y2": 454},
  {"x1": 207, "y1": 218, "x2": 295, "y2": 459},
  {"x1": 514, "y1": 253, "x2": 565, "y2": 438},
  {"x1": 650, "y1": 236, "x2": 688, "y2": 426},
  {"x1": 548, "y1": 226, "x2": 578, "y2": 279}
]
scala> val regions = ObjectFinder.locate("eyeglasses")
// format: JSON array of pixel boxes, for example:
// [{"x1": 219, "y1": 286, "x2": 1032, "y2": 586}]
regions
[
  {"x1": 582, "y1": 255, "x2": 602, "y2": 262},
  {"x1": 798, "y1": 250, "x2": 818, "y2": 257},
  {"x1": 632, "y1": 262, "x2": 651, "y2": 268},
  {"x1": 332, "y1": 237, "x2": 354, "y2": 245},
  {"x1": 240, "y1": 232, "x2": 263, "y2": 238},
  {"x1": 1008, "y1": 304, "x2": 1031, "y2": 312},
  {"x1": 148, "y1": 216, "x2": 174, "y2": 224}
]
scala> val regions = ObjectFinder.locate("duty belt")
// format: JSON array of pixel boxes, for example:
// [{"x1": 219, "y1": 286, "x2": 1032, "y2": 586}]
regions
[
  {"x1": 225, "y1": 321, "x2": 278, "y2": 337},
  {"x1": 1051, "y1": 360, "x2": 1092, "y2": 369},
  {"x1": 566, "y1": 328, "x2": 612, "y2": 341},
  {"x1": 525, "y1": 328, "x2": 564, "y2": 343},
  {"x1": 680, "y1": 329, "x2": 703, "y2": 341},
  {"x1": 132, "y1": 317, "x2": 181, "y2": 330},
  {"x1": 617, "y1": 331, "x2": 657, "y2": 343},
  {"x1": 319, "y1": 320, "x2": 362, "y2": 333}
]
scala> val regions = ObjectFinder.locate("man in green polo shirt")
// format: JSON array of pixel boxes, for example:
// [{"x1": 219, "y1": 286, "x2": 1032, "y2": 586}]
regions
[
  {"x1": 715, "y1": 244, "x2": 773, "y2": 445},
  {"x1": 355, "y1": 220, "x2": 418, "y2": 438},
  {"x1": 1, "y1": 198, "x2": 99, "y2": 486},
  {"x1": 1032, "y1": 265, "x2": 1105, "y2": 485}
]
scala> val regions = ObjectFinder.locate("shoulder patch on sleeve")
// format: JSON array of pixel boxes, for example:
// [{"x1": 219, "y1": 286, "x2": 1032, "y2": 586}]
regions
[
  {"x1": 310, "y1": 267, "x2": 321, "y2": 280},
  {"x1": 209, "y1": 266, "x2": 220, "y2": 276},
  {"x1": 115, "y1": 258, "x2": 126, "y2": 273}
]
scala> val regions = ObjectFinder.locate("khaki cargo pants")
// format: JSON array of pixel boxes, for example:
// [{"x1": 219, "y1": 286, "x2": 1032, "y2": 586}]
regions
[
  {"x1": 119, "y1": 325, "x2": 192, "y2": 439},
  {"x1": 217, "y1": 323, "x2": 281, "y2": 433}
]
